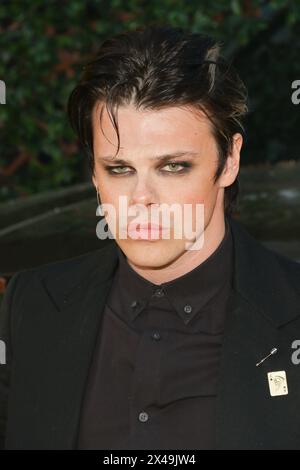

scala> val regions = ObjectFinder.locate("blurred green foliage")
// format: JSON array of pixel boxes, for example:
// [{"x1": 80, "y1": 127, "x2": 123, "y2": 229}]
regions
[{"x1": 0, "y1": 0, "x2": 299, "y2": 202}]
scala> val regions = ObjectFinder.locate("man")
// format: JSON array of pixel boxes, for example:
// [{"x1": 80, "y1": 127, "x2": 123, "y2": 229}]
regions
[{"x1": 1, "y1": 26, "x2": 300, "y2": 450}]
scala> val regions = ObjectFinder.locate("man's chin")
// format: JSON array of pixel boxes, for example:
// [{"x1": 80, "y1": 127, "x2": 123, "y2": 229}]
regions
[{"x1": 117, "y1": 240, "x2": 185, "y2": 270}]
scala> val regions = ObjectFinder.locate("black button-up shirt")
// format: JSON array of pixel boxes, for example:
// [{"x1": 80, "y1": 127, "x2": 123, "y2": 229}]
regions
[{"x1": 77, "y1": 217, "x2": 234, "y2": 449}]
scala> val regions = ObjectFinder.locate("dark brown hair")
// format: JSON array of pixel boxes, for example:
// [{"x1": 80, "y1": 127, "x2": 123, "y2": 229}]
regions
[{"x1": 68, "y1": 25, "x2": 248, "y2": 215}]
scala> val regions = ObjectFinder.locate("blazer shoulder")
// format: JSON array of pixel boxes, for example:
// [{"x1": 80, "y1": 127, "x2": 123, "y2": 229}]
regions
[
  {"x1": 252, "y1": 235, "x2": 300, "y2": 295},
  {"x1": 16, "y1": 241, "x2": 116, "y2": 281},
  {"x1": 4, "y1": 242, "x2": 118, "y2": 307},
  {"x1": 272, "y1": 249, "x2": 300, "y2": 292}
]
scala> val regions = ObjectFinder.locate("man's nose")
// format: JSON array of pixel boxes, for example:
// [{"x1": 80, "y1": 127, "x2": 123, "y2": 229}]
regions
[{"x1": 129, "y1": 177, "x2": 157, "y2": 206}]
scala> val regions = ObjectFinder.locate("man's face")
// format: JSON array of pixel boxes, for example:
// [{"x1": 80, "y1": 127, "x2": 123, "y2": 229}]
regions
[{"x1": 92, "y1": 102, "x2": 239, "y2": 269}]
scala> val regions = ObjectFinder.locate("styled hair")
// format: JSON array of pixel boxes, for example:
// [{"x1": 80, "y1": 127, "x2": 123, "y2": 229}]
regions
[{"x1": 68, "y1": 25, "x2": 248, "y2": 215}]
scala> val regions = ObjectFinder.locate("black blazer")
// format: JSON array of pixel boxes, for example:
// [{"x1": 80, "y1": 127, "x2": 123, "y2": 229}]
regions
[{"x1": 1, "y1": 217, "x2": 300, "y2": 450}]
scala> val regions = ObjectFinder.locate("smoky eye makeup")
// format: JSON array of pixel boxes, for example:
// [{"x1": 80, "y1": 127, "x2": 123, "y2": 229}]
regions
[{"x1": 103, "y1": 161, "x2": 193, "y2": 175}]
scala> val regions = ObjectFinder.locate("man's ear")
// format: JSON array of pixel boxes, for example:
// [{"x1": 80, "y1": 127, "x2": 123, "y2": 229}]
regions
[
  {"x1": 92, "y1": 173, "x2": 97, "y2": 191},
  {"x1": 218, "y1": 133, "x2": 243, "y2": 188}
]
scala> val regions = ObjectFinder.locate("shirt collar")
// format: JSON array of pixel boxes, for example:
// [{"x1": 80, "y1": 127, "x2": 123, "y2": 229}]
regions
[{"x1": 112, "y1": 216, "x2": 233, "y2": 325}]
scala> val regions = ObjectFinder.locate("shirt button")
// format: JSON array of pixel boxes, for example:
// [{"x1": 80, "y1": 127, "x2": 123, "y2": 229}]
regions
[
  {"x1": 183, "y1": 304, "x2": 192, "y2": 314},
  {"x1": 152, "y1": 331, "x2": 161, "y2": 341},
  {"x1": 153, "y1": 288, "x2": 164, "y2": 298},
  {"x1": 138, "y1": 411, "x2": 149, "y2": 423},
  {"x1": 130, "y1": 300, "x2": 138, "y2": 308}
]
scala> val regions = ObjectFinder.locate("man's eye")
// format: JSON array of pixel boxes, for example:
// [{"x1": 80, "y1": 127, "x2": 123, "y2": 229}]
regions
[
  {"x1": 106, "y1": 166, "x2": 131, "y2": 174},
  {"x1": 162, "y1": 162, "x2": 189, "y2": 173}
]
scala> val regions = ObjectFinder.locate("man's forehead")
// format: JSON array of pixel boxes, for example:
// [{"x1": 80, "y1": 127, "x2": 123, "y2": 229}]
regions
[
  {"x1": 92, "y1": 101, "x2": 209, "y2": 124},
  {"x1": 92, "y1": 101, "x2": 214, "y2": 155}
]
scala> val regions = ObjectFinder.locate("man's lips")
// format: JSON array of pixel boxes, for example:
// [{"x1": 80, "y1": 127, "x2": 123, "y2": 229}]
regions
[
  {"x1": 127, "y1": 221, "x2": 170, "y2": 239},
  {"x1": 128, "y1": 220, "x2": 164, "y2": 230},
  {"x1": 137, "y1": 222, "x2": 162, "y2": 231}
]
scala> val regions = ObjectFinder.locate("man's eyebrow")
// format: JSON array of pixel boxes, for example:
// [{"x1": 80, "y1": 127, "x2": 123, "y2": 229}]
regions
[{"x1": 97, "y1": 151, "x2": 199, "y2": 165}]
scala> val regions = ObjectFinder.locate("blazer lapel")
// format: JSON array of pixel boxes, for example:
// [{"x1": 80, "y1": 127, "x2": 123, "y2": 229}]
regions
[
  {"x1": 215, "y1": 290, "x2": 279, "y2": 449},
  {"x1": 215, "y1": 218, "x2": 300, "y2": 449}
]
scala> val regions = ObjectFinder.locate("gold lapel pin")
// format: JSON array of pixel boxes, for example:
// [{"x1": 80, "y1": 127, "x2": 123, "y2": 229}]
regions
[{"x1": 267, "y1": 370, "x2": 288, "y2": 396}]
